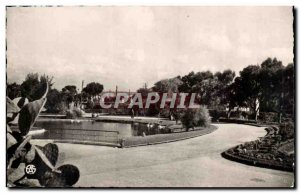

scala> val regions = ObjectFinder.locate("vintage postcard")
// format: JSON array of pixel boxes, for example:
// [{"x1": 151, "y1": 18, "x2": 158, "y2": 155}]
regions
[{"x1": 6, "y1": 6, "x2": 295, "y2": 188}]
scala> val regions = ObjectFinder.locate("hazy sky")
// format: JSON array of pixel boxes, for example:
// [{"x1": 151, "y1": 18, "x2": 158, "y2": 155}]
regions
[{"x1": 7, "y1": 6, "x2": 293, "y2": 91}]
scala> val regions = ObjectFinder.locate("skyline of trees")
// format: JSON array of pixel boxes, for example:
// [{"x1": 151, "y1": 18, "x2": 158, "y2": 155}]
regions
[{"x1": 6, "y1": 57, "x2": 295, "y2": 122}]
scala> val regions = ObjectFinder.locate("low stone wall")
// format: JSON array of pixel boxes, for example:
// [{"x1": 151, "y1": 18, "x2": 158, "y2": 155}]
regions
[
  {"x1": 36, "y1": 124, "x2": 217, "y2": 148},
  {"x1": 31, "y1": 117, "x2": 217, "y2": 148},
  {"x1": 121, "y1": 125, "x2": 217, "y2": 148},
  {"x1": 53, "y1": 139, "x2": 121, "y2": 147},
  {"x1": 34, "y1": 119, "x2": 125, "y2": 145}
]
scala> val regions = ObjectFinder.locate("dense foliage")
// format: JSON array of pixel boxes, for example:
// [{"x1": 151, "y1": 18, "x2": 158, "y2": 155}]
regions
[
  {"x1": 82, "y1": 82, "x2": 104, "y2": 97},
  {"x1": 7, "y1": 57, "x2": 294, "y2": 123},
  {"x1": 180, "y1": 106, "x2": 211, "y2": 130}
]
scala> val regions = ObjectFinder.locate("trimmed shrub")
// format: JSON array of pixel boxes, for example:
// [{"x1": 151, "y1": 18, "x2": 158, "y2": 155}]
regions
[
  {"x1": 180, "y1": 106, "x2": 211, "y2": 130},
  {"x1": 197, "y1": 106, "x2": 211, "y2": 127}
]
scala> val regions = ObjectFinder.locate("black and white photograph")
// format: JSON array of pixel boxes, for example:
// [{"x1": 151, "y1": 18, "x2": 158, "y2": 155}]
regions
[{"x1": 5, "y1": 5, "x2": 295, "y2": 188}]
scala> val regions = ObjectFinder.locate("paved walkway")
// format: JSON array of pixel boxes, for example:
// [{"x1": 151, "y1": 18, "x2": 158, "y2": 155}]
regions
[{"x1": 32, "y1": 123, "x2": 294, "y2": 187}]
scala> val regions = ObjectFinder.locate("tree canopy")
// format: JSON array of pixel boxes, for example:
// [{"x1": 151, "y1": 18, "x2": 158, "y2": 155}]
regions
[
  {"x1": 152, "y1": 76, "x2": 183, "y2": 93},
  {"x1": 229, "y1": 58, "x2": 294, "y2": 121},
  {"x1": 6, "y1": 57, "x2": 294, "y2": 123},
  {"x1": 19, "y1": 73, "x2": 53, "y2": 101},
  {"x1": 83, "y1": 82, "x2": 104, "y2": 97}
]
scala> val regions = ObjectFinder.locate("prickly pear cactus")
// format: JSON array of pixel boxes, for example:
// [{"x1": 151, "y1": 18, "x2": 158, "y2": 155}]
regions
[
  {"x1": 18, "y1": 83, "x2": 48, "y2": 136},
  {"x1": 7, "y1": 82, "x2": 80, "y2": 187}
]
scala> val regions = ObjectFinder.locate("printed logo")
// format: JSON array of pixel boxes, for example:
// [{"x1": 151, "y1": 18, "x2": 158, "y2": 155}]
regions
[{"x1": 25, "y1": 164, "x2": 36, "y2": 175}]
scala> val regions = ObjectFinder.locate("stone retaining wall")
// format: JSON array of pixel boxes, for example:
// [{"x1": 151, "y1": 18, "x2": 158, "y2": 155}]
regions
[{"x1": 121, "y1": 125, "x2": 217, "y2": 148}]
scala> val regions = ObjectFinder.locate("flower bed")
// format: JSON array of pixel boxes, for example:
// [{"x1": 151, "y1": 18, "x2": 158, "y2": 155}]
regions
[
  {"x1": 221, "y1": 149, "x2": 293, "y2": 172},
  {"x1": 221, "y1": 126, "x2": 294, "y2": 172}
]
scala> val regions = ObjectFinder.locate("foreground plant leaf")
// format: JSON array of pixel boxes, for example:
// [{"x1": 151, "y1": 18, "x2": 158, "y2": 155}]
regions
[
  {"x1": 18, "y1": 83, "x2": 48, "y2": 136},
  {"x1": 7, "y1": 97, "x2": 20, "y2": 114}
]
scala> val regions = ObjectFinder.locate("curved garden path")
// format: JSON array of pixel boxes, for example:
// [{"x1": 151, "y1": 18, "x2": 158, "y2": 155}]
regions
[{"x1": 33, "y1": 123, "x2": 294, "y2": 187}]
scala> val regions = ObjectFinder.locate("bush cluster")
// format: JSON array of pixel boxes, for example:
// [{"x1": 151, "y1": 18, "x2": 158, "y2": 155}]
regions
[{"x1": 180, "y1": 106, "x2": 211, "y2": 130}]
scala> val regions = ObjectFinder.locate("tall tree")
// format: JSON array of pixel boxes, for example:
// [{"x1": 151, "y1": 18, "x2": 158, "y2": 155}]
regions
[
  {"x1": 259, "y1": 58, "x2": 284, "y2": 113},
  {"x1": 281, "y1": 63, "x2": 295, "y2": 120},
  {"x1": 45, "y1": 89, "x2": 62, "y2": 113},
  {"x1": 179, "y1": 71, "x2": 216, "y2": 106},
  {"x1": 61, "y1": 85, "x2": 78, "y2": 108},
  {"x1": 213, "y1": 70, "x2": 235, "y2": 109},
  {"x1": 82, "y1": 82, "x2": 104, "y2": 97},
  {"x1": 62, "y1": 85, "x2": 77, "y2": 95},
  {"x1": 228, "y1": 57, "x2": 292, "y2": 122},
  {"x1": 231, "y1": 65, "x2": 262, "y2": 120},
  {"x1": 153, "y1": 76, "x2": 182, "y2": 93}
]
